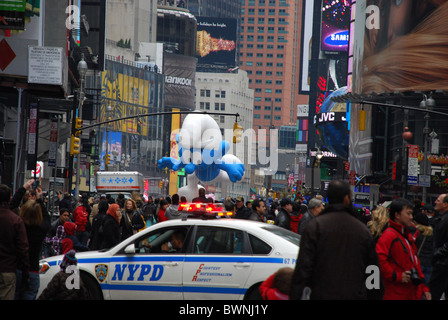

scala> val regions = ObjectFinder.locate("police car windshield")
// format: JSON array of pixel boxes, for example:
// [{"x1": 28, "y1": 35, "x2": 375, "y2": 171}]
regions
[{"x1": 260, "y1": 225, "x2": 301, "y2": 246}]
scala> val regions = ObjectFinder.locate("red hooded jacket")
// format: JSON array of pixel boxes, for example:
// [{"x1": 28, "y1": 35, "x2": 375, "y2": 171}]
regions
[
  {"x1": 61, "y1": 222, "x2": 75, "y2": 254},
  {"x1": 73, "y1": 206, "x2": 88, "y2": 232},
  {"x1": 376, "y1": 219, "x2": 430, "y2": 300}
]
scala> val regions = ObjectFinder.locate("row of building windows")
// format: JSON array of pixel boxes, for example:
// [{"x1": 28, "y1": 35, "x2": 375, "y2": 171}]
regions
[
  {"x1": 253, "y1": 79, "x2": 283, "y2": 84},
  {"x1": 242, "y1": 53, "x2": 284, "y2": 58},
  {"x1": 255, "y1": 88, "x2": 283, "y2": 93},
  {"x1": 254, "y1": 97, "x2": 282, "y2": 102},
  {"x1": 246, "y1": 70, "x2": 283, "y2": 76},
  {"x1": 241, "y1": 26, "x2": 288, "y2": 33},
  {"x1": 242, "y1": 17, "x2": 288, "y2": 25},
  {"x1": 199, "y1": 102, "x2": 226, "y2": 111},
  {"x1": 199, "y1": 89, "x2": 226, "y2": 98},
  {"x1": 239, "y1": 44, "x2": 285, "y2": 50},
  {"x1": 242, "y1": 35, "x2": 288, "y2": 42},
  {"x1": 244, "y1": 0, "x2": 288, "y2": 6},
  {"x1": 242, "y1": 8, "x2": 289, "y2": 15},
  {"x1": 254, "y1": 106, "x2": 282, "y2": 111},
  {"x1": 244, "y1": 61, "x2": 284, "y2": 67},
  {"x1": 253, "y1": 114, "x2": 282, "y2": 120}
]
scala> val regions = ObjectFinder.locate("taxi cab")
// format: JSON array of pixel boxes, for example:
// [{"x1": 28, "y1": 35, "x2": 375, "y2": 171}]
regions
[{"x1": 38, "y1": 204, "x2": 300, "y2": 300}]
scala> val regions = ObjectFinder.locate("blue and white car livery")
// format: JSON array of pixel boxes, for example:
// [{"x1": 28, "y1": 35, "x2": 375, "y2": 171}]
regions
[{"x1": 38, "y1": 218, "x2": 300, "y2": 300}]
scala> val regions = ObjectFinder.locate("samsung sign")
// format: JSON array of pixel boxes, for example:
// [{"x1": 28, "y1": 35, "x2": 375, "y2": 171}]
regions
[{"x1": 324, "y1": 30, "x2": 349, "y2": 47}]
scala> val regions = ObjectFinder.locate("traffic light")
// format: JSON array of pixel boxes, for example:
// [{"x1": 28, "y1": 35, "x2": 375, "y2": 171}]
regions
[
  {"x1": 159, "y1": 181, "x2": 163, "y2": 189},
  {"x1": 233, "y1": 122, "x2": 243, "y2": 143},
  {"x1": 74, "y1": 117, "x2": 83, "y2": 136},
  {"x1": 70, "y1": 135, "x2": 80, "y2": 156},
  {"x1": 105, "y1": 153, "x2": 111, "y2": 166}
]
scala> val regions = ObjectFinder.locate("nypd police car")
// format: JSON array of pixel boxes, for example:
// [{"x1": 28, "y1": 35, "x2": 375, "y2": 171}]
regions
[{"x1": 38, "y1": 207, "x2": 300, "y2": 300}]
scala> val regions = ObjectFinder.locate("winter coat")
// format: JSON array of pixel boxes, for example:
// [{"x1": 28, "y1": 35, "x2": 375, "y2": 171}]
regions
[
  {"x1": 376, "y1": 219, "x2": 430, "y2": 300},
  {"x1": 44, "y1": 225, "x2": 65, "y2": 256},
  {"x1": 0, "y1": 205, "x2": 29, "y2": 273},
  {"x1": 290, "y1": 204, "x2": 383, "y2": 300},
  {"x1": 37, "y1": 271, "x2": 88, "y2": 300},
  {"x1": 165, "y1": 204, "x2": 183, "y2": 219},
  {"x1": 259, "y1": 273, "x2": 289, "y2": 300},
  {"x1": 72, "y1": 205, "x2": 89, "y2": 232},
  {"x1": 25, "y1": 199, "x2": 51, "y2": 272},
  {"x1": 63, "y1": 222, "x2": 89, "y2": 252},
  {"x1": 101, "y1": 214, "x2": 121, "y2": 249},
  {"x1": 248, "y1": 210, "x2": 265, "y2": 222},
  {"x1": 289, "y1": 212, "x2": 302, "y2": 233},
  {"x1": 432, "y1": 210, "x2": 448, "y2": 266},
  {"x1": 297, "y1": 211, "x2": 315, "y2": 235},
  {"x1": 89, "y1": 211, "x2": 106, "y2": 250},
  {"x1": 235, "y1": 206, "x2": 252, "y2": 219},
  {"x1": 274, "y1": 208, "x2": 291, "y2": 230}
]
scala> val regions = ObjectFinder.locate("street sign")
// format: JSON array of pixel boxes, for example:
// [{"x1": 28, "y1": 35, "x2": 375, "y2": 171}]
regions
[
  {"x1": 418, "y1": 174, "x2": 431, "y2": 188},
  {"x1": 407, "y1": 145, "x2": 419, "y2": 186}
]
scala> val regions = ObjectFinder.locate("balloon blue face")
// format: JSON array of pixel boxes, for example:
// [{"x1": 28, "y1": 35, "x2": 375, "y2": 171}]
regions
[{"x1": 316, "y1": 87, "x2": 349, "y2": 160}]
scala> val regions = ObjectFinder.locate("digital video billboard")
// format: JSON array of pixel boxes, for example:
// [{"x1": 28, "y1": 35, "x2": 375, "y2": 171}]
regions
[
  {"x1": 196, "y1": 17, "x2": 237, "y2": 68},
  {"x1": 321, "y1": 0, "x2": 351, "y2": 52},
  {"x1": 358, "y1": 0, "x2": 448, "y2": 94}
]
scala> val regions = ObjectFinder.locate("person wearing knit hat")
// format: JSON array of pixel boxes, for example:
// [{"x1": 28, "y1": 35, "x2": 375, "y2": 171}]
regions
[
  {"x1": 60, "y1": 250, "x2": 78, "y2": 272},
  {"x1": 37, "y1": 250, "x2": 87, "y2": 300}
]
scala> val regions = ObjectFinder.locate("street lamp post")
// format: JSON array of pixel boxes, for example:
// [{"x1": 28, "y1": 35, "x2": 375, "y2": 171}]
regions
[
  {"x1": 74, "y1": 54, "x2": 88, "y2": 200},
  {"x1": 311, "y1": 148, "x2": 323, "y2": 198},
  {"x1": 285, "y1": 164, "x2": 290, "y2": 195},
  {"x1": 420, "y1": 94, "x2": 435, "y2": 204}
]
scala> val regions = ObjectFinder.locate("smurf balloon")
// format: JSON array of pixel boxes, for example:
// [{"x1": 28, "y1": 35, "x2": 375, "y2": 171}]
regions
[{"x1": 158, "y1": 112, "x2": 245, "y2": 201}]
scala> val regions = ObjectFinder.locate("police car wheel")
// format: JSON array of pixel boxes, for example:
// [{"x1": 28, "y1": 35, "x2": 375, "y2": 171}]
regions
[
  {"x1": 81, "y1": 272, "x2": 103, "y2": 300},
  {"x1": 244, "y1": 283, "x2": 262, "y2": 300}
]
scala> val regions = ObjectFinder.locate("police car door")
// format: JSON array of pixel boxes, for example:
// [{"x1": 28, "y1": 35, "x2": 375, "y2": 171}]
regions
[
  {"x1": 107, "y1": 226, "x2": 186, "y2": 300},
  {"x1": 183, "y1": 226, "x2": 253, "y2": 299}
]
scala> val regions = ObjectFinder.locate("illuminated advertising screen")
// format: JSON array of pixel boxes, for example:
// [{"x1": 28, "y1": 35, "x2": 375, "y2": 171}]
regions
[
  {"x1": 321, "y1": 0, "x2": 351, "y2": 52},
  {"x1": 359, "y1": 0, "x2": 448, "y2": 94},
  {"x1": 196, "y1": 17, "x2": 237, "y2": 68}
]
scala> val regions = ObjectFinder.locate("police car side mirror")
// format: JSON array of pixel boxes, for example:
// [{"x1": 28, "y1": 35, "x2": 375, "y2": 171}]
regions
[{"x1": 124, "y1": 243, "x2": 136, "y2": 254}]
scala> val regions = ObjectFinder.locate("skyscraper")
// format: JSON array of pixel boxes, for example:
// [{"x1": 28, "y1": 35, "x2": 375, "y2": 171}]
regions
[
  {"x1": 186, "y1": 0, "x2": 241, "y2": 19},
  {"x1": 239, "y1": 0, "x2": 308, "y2": 133}
]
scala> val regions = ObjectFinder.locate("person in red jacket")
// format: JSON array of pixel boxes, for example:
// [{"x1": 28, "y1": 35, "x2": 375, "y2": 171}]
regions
[
  {"x1": 259, "y1": 267, "x2": 294, "y2": 300},
  {"x1": 72, "y1": 200, "x2": 89, "y2": 246},
  {"x1": 376, "y1": 198, "x2": 431, "y2": 300}
]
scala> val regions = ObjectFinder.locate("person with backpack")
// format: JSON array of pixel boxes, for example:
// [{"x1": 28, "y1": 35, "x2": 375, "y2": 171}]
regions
[{"x1": 141, "y1": 196, "x2": 157, "y2": 227}]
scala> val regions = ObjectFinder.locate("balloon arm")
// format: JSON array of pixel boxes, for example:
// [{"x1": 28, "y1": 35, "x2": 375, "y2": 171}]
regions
[
  {"x1": 157, "y1": 157, "x2": 184, "y2": 171},
  {"x1": 215, "y1": 161, "x2": 245, "y2": 182}
]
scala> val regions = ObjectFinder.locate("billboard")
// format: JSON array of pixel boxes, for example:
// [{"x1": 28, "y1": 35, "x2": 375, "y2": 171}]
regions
[
  {"x1": 163, "y1": 53, "x2": 197, "y2": 109},
  {"x1": 196, "y1": 17, "x2": 237, "y2": 68},
  {"x1": 358, "y1": 0, "x2": 448, "y2": 94},
  {"x1": 321, "y1": 0, "x2": 350, "y2": 52},
  {"x1": 0, "y1": 0, "x2": 26, "y2": 30},
  {"x1": 299, "y1": 0, "x2": 314, "y2": 93},
  {"x1": 101, "y1": 61, "x2": 155, "y2": 136}
]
